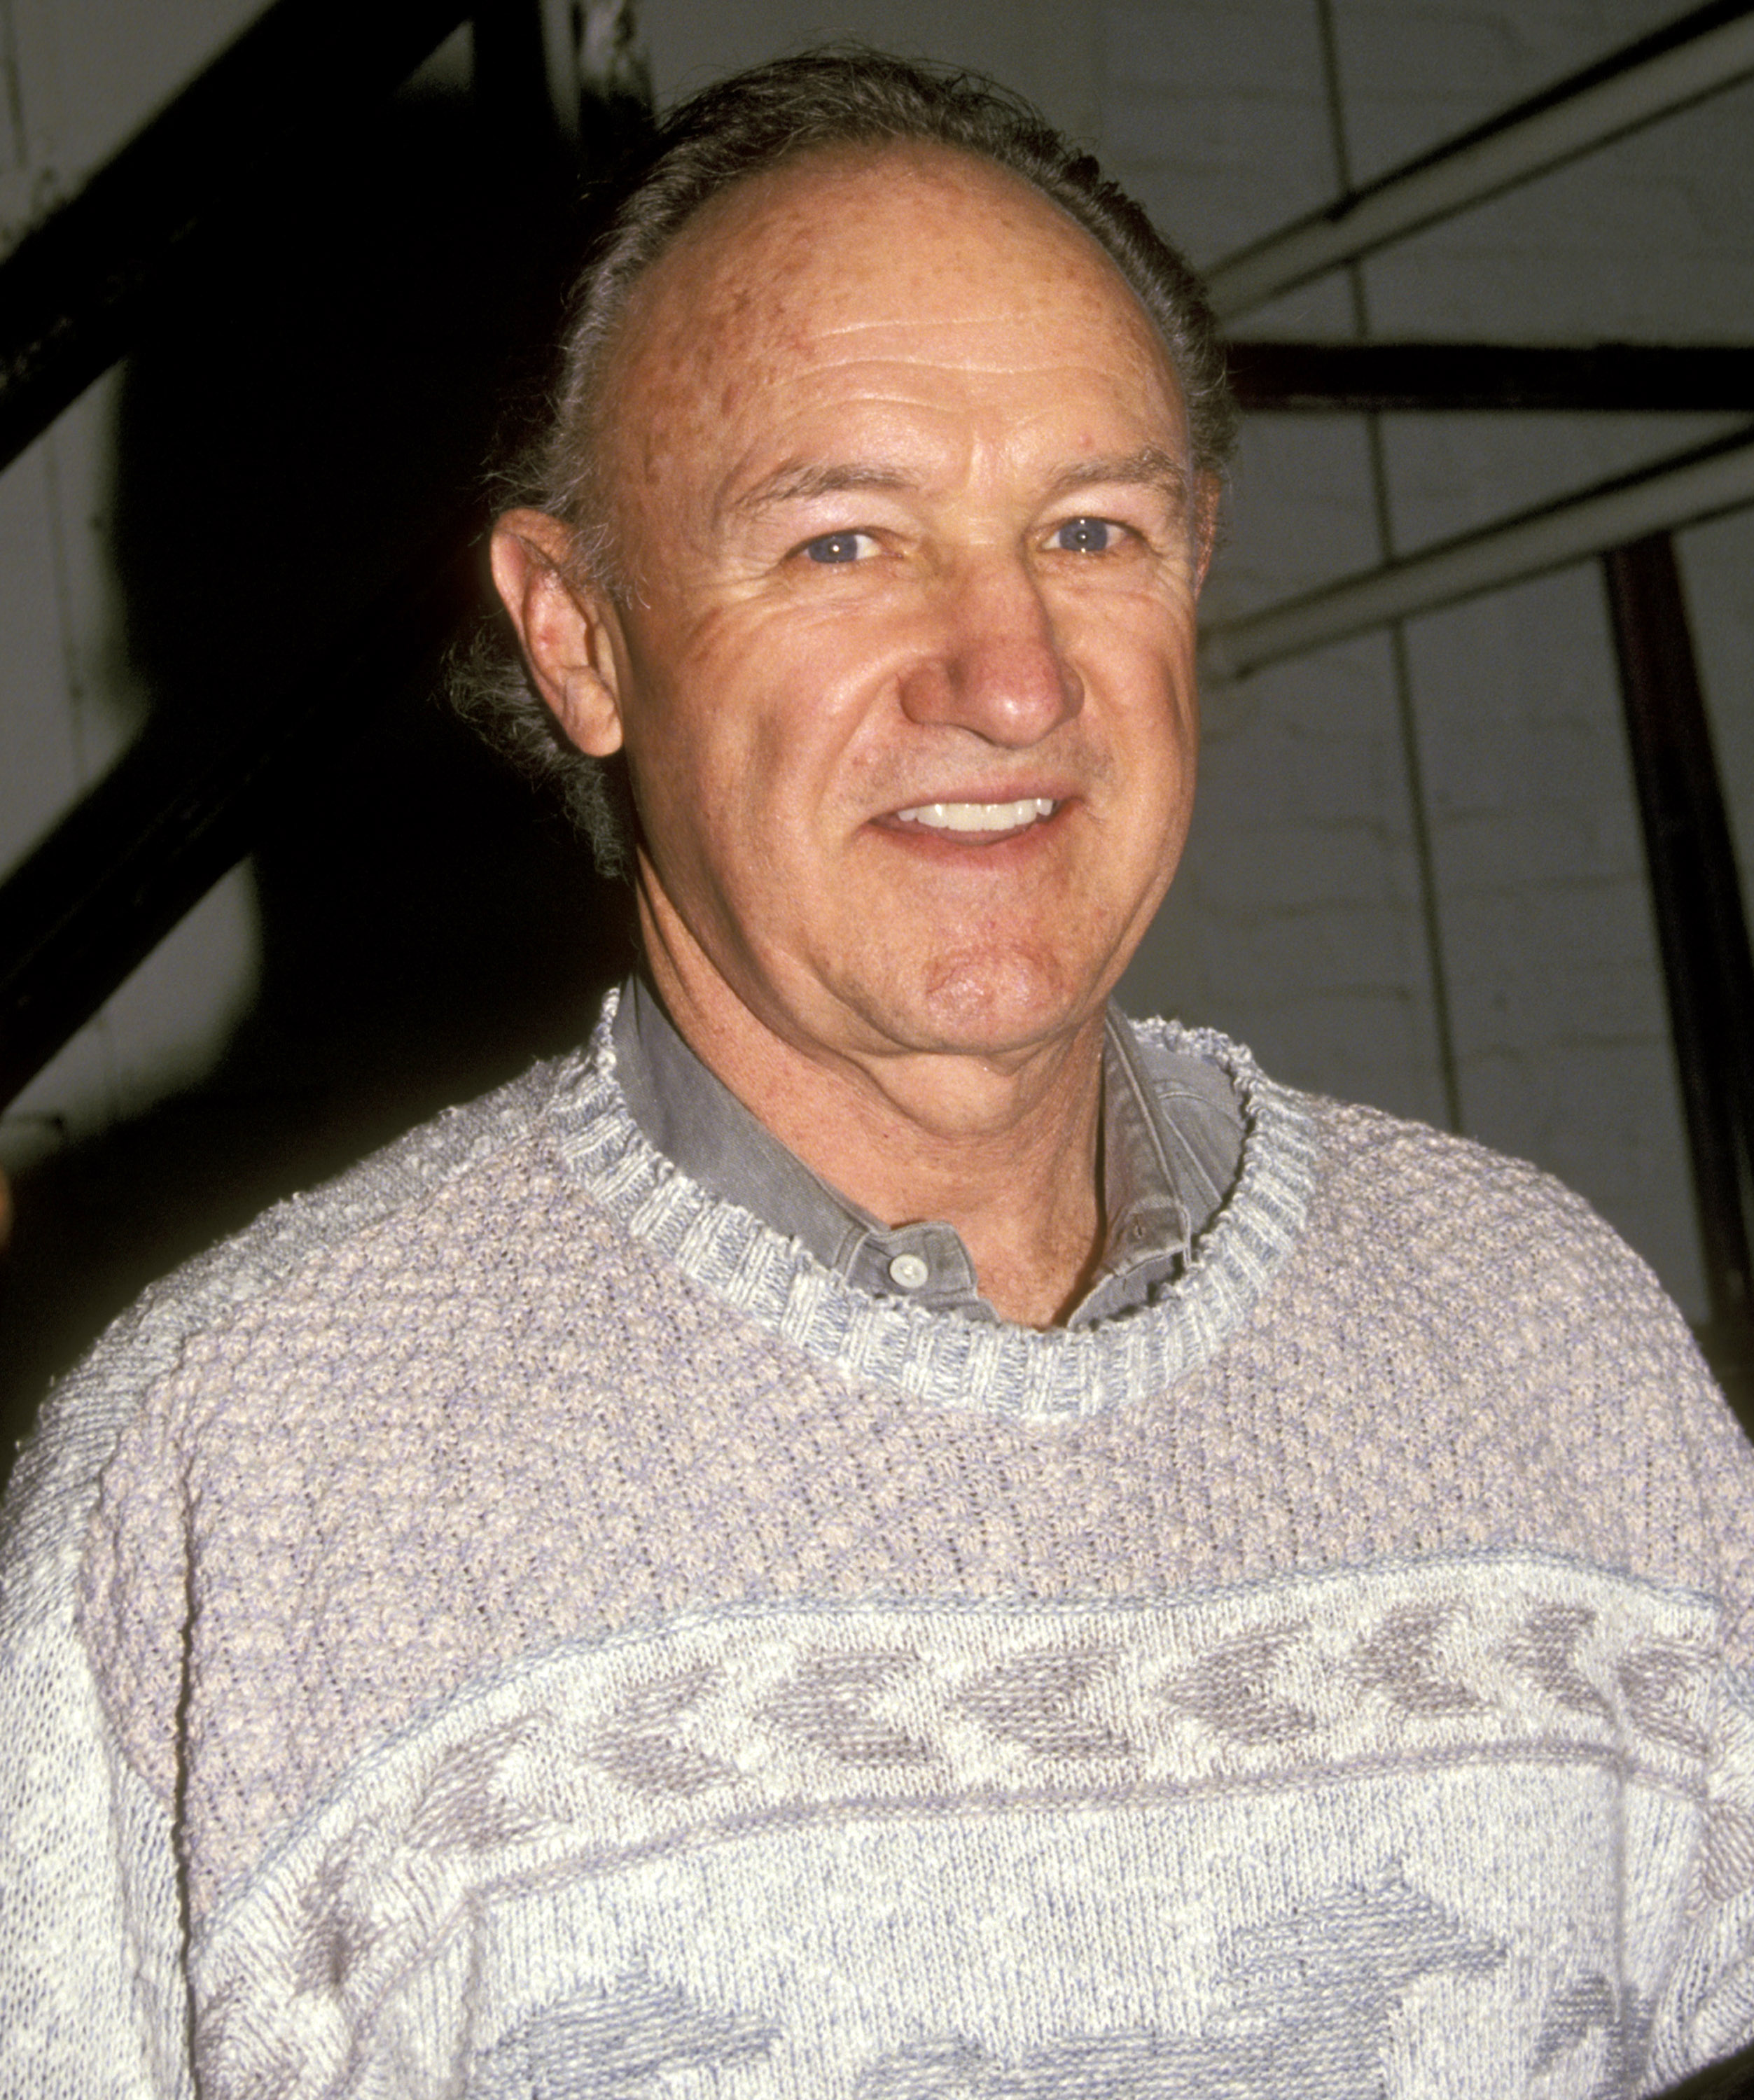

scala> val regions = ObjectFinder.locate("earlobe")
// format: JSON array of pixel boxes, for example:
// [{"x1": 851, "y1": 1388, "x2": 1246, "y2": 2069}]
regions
[{"x1": 489, "y1": 508, "x2": 627, "y2": 757}]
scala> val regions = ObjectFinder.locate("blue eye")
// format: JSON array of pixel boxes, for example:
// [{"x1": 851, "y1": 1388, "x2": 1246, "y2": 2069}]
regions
[
  {"x1": 1054, "y1": 517, "x2": 1115, "y2": 554},
  {"x1": 804, "y1": 532, "x2": 868, "y2": 564}
]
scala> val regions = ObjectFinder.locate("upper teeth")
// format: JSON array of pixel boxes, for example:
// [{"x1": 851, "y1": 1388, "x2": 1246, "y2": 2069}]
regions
[{"x1": 896, "y1": 797, "x2": 1057, "y2": 832}]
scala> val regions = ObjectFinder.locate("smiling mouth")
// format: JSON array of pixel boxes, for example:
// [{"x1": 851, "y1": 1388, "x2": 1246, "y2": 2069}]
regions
[{"x1": 892, "y1": 796, "x2": 1059, "y2": 834}]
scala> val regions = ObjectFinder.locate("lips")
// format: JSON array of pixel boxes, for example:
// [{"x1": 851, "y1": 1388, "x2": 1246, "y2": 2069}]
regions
[{"x1": 892, "y1": 796, "x2": 1059, "y2": 834}]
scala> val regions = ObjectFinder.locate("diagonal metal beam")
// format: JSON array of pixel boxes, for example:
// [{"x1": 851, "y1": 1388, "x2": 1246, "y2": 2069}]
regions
[
  {"x1": 0, "y1": 0, "x2": 473, "y2": 477},
  {"x1": 1204, "y1": 0, "x2": 1754, "y2": 322},
  {"x1": 0, "y1": 527, "x2": 479, "y2": 1113},
  {"x1": 1202, "y1": 425, "x2": 1754, "y2": 680}
]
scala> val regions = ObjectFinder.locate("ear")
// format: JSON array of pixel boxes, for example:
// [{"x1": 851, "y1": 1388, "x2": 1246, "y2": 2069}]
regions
[{"x1": 489, "y1": 508, "x2": 626, "y2": 757}]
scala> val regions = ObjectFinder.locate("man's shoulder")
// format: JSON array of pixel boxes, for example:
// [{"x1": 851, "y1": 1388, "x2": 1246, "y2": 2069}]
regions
[
  {"x1": 1127, "y1": 1012, "x2": 1682, "y2": 1326},
  {"x1": 128, "y1": 1054, "x2": 578, "y2": 1342},
  {"x1": 1307, "y1": 1088, "x2": 1634, "y2": 1254},
  {"x1": 1283, "y1": 1086, "x2": 1702, "y2": 1387},
  {"x1": 0, "y1": 1050, "x2": 592, "y2": 1584}
]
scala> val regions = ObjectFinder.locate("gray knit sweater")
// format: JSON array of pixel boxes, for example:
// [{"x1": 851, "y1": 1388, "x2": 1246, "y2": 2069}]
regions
[{"x1": 5, "y1": 1002, "x2": 1754, "y2": 2098}]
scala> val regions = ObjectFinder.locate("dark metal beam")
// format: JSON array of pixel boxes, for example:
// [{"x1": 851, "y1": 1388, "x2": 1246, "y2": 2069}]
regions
[
  {"x1": 1227, "y1": 342, "x2": 1754, "y2": 414},
  {"x1": 0, "y1": 531, "x2": 477, "y2": 1112},
  {"x1": 0, "y1": 0, "x2": 472, "y2": 476},
  {"x1": 1603, "y1": 533, "x2": 1754, "y2": 1394}
]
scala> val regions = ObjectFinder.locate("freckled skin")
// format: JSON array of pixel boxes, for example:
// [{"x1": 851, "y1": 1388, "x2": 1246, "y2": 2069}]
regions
[{"x1": 492, "y1": 143, "x2": 1213, "y2": 1324}]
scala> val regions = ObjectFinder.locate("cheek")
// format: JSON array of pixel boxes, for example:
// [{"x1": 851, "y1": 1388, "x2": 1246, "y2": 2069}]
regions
[
  {"x1": 1096, "y1": 626, "x2": 1199, "y2": 755},
  {"x1": 698, "y1": 611, "x2": 893, "y2": 793},
  {"x1": 619, "y1": 653, "x2": 830, "y2": 895}
]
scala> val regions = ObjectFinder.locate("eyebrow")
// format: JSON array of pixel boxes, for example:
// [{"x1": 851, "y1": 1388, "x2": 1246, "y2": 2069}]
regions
[
  {"x1": 727, "y1": 444, "x2": 1193, "y2": 521},
  {"x1": 727, "y1": 461, "x2": 912, "y2": 518},
  {"x1": 1040, "y1": 445, "x2": 1192, "y2": 512}
]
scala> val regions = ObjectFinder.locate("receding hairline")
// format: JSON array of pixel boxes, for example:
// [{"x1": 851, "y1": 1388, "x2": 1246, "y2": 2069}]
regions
[{"x1": 569, "y1": 136, "x2": 1202, "y2": 574}]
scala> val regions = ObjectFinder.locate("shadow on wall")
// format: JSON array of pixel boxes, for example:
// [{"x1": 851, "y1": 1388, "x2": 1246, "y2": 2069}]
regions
[{"x1": 0, "y1": 76, "x2": 635, "y2": 1479}]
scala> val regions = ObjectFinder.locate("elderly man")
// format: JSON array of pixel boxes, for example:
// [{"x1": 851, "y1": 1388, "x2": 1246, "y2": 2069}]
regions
[{"x1": 5, "y1": 50, "x2": 1754, "y2": 2100}]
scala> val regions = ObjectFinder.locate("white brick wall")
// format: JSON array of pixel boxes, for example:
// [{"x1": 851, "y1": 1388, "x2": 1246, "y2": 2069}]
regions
[{"x1": 1103, "y1": 0, "x2": 1750, "y2": 1319}]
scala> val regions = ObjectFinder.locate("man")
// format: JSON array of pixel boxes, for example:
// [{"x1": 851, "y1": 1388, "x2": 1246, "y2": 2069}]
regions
[{"x1": 5, "y1": 50, "x2": 1754, "y2": 2100}]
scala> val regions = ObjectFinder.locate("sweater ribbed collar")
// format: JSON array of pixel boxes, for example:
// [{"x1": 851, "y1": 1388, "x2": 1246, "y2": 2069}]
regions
[{"x1": 550, "y1": 990, "x2": 1318, "y2": 1420}]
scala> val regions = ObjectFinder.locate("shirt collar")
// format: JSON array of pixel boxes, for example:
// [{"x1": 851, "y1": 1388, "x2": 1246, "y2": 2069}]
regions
[{"x1": 611, "y1": 974, "x2": 1241, "y2": 1326}]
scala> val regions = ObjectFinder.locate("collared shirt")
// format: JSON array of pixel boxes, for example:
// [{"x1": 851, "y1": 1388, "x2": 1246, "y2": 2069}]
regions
[{"x1": 611, "y1": 975, "x2": 1244, "y2": 1326}]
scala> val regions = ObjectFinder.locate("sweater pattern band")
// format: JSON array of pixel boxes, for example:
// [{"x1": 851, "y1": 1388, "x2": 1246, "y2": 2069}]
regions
[{"x1": 189, "y1": 1554, "x2": 1736, "y2": 2099}]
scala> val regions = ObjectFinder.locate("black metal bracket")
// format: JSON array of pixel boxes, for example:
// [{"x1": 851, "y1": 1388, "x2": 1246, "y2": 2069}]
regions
[
  {"x1": 1604, "y1": 533, "x2": 1754, "y2": 1402},
  {"x1": 1227, "y1": 341, "x2": 1754, "y2": 414}
]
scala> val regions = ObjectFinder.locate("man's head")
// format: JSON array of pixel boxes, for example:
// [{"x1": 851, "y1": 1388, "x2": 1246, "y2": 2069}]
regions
[
  {"x1": 534, "y1": 51, "x2": 1234, "y2": 585},
  {"x1": 488, "y1": 50, "x2": 1232, "y2": 1091},
  {"x1": 470, "y1": 51, "x2": 1234, "y2": 870}
]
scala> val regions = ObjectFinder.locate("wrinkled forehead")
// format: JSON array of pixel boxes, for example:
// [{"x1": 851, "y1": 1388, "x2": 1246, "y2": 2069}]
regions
[{"x1": 593, "y1": 140, "x2": 1185, "y2": 469}]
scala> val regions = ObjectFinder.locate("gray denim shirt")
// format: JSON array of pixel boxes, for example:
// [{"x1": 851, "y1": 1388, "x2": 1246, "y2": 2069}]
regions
[{"x1": 612, "y1": 974, "x2": 1243, "y2": 1326}]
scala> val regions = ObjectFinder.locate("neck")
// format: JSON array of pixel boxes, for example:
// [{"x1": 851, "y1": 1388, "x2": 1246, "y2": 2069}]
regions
[{"x1": 638, "y1": 917, "x2": 1108, "y2": 1330}]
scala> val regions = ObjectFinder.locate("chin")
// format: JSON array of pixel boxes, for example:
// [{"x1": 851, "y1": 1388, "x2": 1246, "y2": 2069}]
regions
[{"x1": 903, "y1": 951, "x2": 1104, "y2": 1056}]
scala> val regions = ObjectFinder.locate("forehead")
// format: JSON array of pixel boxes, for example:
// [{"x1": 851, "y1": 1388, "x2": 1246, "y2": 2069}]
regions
[{"x1": 597, "y1": 141, "x2": 1185, "y2": 486}]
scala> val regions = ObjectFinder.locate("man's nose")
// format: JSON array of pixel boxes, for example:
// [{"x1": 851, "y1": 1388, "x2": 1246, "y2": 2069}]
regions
[{"x1": 896, "y1": 552, "x2": 1084, "y2": 743}]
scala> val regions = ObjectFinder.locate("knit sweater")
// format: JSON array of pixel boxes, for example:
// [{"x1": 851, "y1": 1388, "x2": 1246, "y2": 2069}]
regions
[{"x1": 6, "y1": 1002, "x2": 1754, "y2": 2099}]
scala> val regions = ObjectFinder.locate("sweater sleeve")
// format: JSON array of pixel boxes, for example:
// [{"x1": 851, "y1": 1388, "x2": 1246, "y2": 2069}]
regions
[
  {"x1": 1643, "y1": 1338, "x2": 1754, "y2": 2089},
  {"x1": 0, "y1": 1350, "x2": 194, "y2": 2099},
  {"x1": 0, "y1": 1087, "x2": 555, "y2": 2099}
]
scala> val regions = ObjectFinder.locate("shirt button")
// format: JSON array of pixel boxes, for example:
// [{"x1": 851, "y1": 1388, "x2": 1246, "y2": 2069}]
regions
[{"x1": 888, "y1": 1252, "x2": 931, "y2": 1291}]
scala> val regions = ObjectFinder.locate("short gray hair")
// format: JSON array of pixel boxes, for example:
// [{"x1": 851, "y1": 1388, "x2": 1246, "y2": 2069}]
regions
[{"x1": 456, "y1": 48, "x2": 1237, "y2": 874}]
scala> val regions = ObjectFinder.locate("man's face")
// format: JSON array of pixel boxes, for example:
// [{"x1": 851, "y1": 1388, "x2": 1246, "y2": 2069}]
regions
[{"x1": 585, "y1": 143, "x2": 1207, "y2": 1074}]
